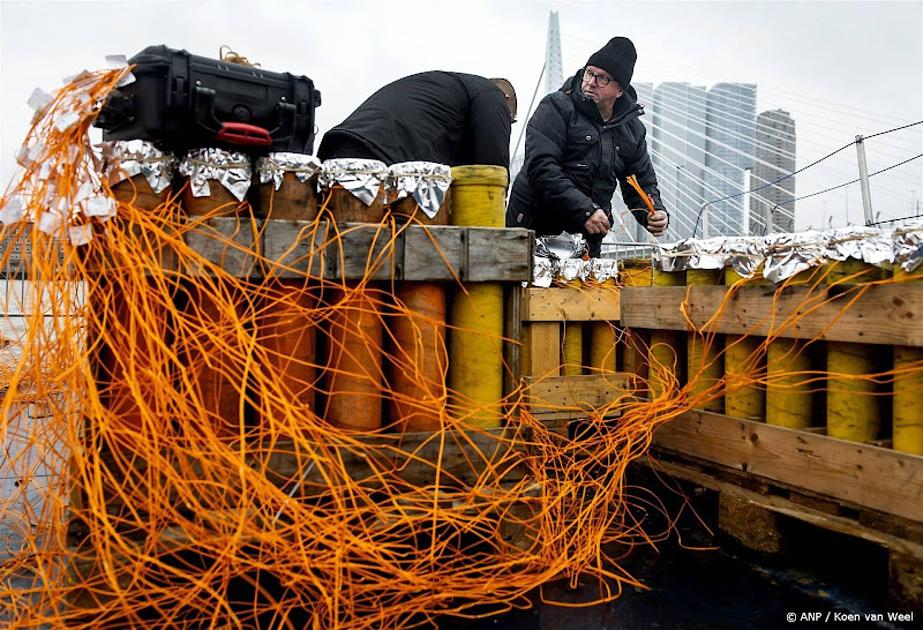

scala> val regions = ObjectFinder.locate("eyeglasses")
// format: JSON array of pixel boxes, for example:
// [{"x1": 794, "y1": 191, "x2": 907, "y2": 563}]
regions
[{"x1": 583, "y1": 69, "x2": 613, "y2": 87}]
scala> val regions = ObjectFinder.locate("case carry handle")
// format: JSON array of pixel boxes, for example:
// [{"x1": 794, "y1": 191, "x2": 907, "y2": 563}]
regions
[{"x1": 216, "y1": 122, "x2": 273, "y2": 148}]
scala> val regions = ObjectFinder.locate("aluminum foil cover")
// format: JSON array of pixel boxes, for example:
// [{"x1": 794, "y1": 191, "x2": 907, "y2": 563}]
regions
[
  {"x1": 721, "y1": 237, "x2": 765, "y2": 278},
  {"x1": 535, "y1": 232, "x2": 586, "y2": 260},
  {"x1": 655, "y1": 239, "x2": 691, "y2": 273},
  {"x1": 688, "y1": 236, "x2": 729, "y2": 270},
  {"x1": 763, "y1": 230, "x2": 827, "y2": 283},
  {"x1": 588, "y1": 257, "x2": 619, "y2": 283},
  {"x1": 893, "y1": 222, "x2": 923, "y2": 272},
  {"x1": 178, "y1": 148, "x2": 252, "y2": 201},
  {"x1": 532, "y1": 255, "x2": 554, "y2": 288},
  {"x1": 823, "y1": 226, "x2": 893, "y2": 267},
  {"x1": 256, "y1": 153, "x2": 322, "y2": 190},
  {"x1": 100, "y1": 140, "x2": 175, "y2": 194},
  {"x1": 318, "y1": 158, "x2": 387, "y2": 206},
  {"x1": 388, "y1": 161, "x2": 452, "y2": 219},
  {"x1": 558, "y1": 259, "x2": 588, "y2": 284}
]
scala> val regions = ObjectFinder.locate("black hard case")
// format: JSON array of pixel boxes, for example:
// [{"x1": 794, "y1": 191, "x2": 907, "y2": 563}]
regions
[{"x1": 96, "y1": 45, "x2": 322, "y2": 154}]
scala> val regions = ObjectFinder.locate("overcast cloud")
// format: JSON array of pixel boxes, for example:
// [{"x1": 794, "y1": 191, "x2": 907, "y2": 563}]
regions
[{"x1": 1, "y1": 0, "x2": 921, "y2": 230}]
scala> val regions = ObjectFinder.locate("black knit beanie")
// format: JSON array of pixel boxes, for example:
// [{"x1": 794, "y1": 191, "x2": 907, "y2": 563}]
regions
[{"x1": 586, "y1": 37, "x2": 637, "y2": 88}]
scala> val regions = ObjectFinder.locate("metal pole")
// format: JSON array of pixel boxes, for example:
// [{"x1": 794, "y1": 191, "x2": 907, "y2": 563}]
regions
[
  {"x1": 742, "y1": 167, "x2": 751, "y2": 235},
  {"x1": 766, "y1": 204, "x2": 777, "y2": 236},
  {"x1": 855, "y1": 135, "x2": 874, "y2": 225},
  {"x1": 701, "y1": 205, "x2": 709, "y2": 238}
]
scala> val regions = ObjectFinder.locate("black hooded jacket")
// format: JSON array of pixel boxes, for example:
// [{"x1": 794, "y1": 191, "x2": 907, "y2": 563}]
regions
[
  {"x1": 318, "y1": 71, "x2": 511, "y2": 167},
  {"x1": 506, "y1": 69, "x2": 665, "y2": 256}
]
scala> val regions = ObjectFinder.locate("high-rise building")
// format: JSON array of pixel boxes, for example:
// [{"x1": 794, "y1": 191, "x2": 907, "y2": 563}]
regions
[
  {"x1": 649, "y1": 82, "x2": 708, "y2": 239},
  {"x1": 703, "y1": 83, "x2": 756, "y2": 236},
  {"x1": 749, "y1": 109, "x2": 796, "y2": 234}
]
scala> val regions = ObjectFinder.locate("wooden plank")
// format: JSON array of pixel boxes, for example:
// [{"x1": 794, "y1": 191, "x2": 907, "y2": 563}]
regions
[
  {"x1": 648, "y1": 459, "x2": 923, "y2": 559},
  {"x1": 183, "y1": 216, "x2": 261, "y2": 278},
  {"x1": 93, "y1": 425, "x2": 537, "y2": 514},
  {"x1": 465, "y1": 228, "x2": 532, "y2": 282},
  {"x1": 260, "y1": 218, "x2": 330, "y2": 279},
  {"x1": 257, "y1": 221, "x2": 531, "y2": 282},
  {"x1": 652, "y1": 409, "x2": 923, "y2": 523},
  {"x1": 335, "y1": 223, "x2": 400, "y2": 280},
  {"x1": 524, "y1": 373, "x2": 631, "y2": 415},
  {"x1": 401, "y1": 226, "x2": 464, "y2": 280},
  {"x1": 255, "y1": 425, "x2": 531, "y2": 491},
  {"x1": 522, "y1": 286, "x2": 620, "y2": 322},
  {"x1": 503, "y1": 284, "x2": 522, "y2": 398},
  {"x1": 621, "y1": 284, "x2": 923, "y2": 346},
  {"x1": 522, "y1": 321, "x2": 559, "y2": 377}
]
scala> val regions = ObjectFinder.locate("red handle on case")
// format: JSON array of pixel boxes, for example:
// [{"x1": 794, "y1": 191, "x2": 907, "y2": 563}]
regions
[{"x1": 216, "y1": 122, "x2": 272, "y2": 148}]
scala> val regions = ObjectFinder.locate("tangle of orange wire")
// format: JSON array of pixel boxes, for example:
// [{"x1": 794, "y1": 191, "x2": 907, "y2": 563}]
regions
[{"x1": 0, "y1": 67, "x2": 918, "y2": 629}]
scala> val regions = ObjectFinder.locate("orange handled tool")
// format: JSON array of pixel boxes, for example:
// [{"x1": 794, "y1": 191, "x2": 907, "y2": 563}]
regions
[{"x1": 626, "y1": 174, "x2": 656, "y2": 217}]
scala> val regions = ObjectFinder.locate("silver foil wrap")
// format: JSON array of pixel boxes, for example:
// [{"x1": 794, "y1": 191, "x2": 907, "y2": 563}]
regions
[
  {"x1": 721, "y1": 237, "x2": 766, "y2": 278},
  {"x1": 532, "y1": 256, "x2": 554, "y2": 288},
  {"x1": 762, "y1": 231, "x2": 827, "y2": 283},
  {"x1": 823, "y1": 226, "x2": 893, "y2": 267},
  {"x1": 101, "y1": 140, "x2": 175, "y2": 194},
  {"x1": 318, "y1": 158, "x2": 387, "y2": 206},
  {"x1": 178, "y1": 148, "x2": 252, "y2": 201},
  {"x1": 535, "y1": 232, "x2": 586, "y2": 260},
  {"x1": 256, "y1": 153, "x2": 322, "y2": 190},
  {"x1": 558, "y1": 259, "x2": 589, "y2": 285},
  {"x1": 655, "y1": 239, "x2": 691, "y2": 273},
  {"x1": 893, "y1": 223, "x2": 923, "y2": 272},
  {"x1": 588, "y1": 257, "x2": 619, "y2": 283},
  {"x1": 388, "y1": 162, "x2": 452, "y2": 219},
  {"x1": 533, "y1": 232, "x2": 588, "y2": 286},
  {"x1": 688, "y1": 236, "x2": 728, "y2": 270}
]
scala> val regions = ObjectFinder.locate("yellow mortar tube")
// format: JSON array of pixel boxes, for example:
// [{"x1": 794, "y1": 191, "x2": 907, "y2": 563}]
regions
[
  {"x1": 723, "y1": 268, "x2": 767, "y2": 421},
  {"x1": 766, "y1": 270, "x2": 813, "y2": 429},
  {"x1": 893, "y1": 267, "x2": 923, "y2": 454},
  {"x1": 446, "y1": 165, "x2": 507, "y2": 428},
  {"x1": 825, "y1": 260, "x2": 883, "y2": 443},
  {"x1": 590, "y1": 322, "x2": 617, "y2": 373},
  {"x1": 620, "y1": 260, "x2": 651, "y2": 386},
  {"x1": 589, "y1": 278, "x2": 618, "y2": 373},
  {"x1": 561, "y1": 278, "x2": 584, "y2": 376},
  {"x1": 686, "y1": 269, "x2": 724, "y2": 412},
  {"x1": 562, "y1": 322, "x2": 583, "y2": 376},
  {"x1": 649, "y1": 268, "x2": 684, "y2": 399}
]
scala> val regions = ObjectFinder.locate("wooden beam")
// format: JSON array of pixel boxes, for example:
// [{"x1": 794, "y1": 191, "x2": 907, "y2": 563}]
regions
[
  {"x1": 258, "y1": 426, "x2": 530, "y2": 491},
  {"x1": 503, "y1": 285, "x2": 522, "y2": 397},
  {"x1": 647, "y1": 459, "x2": 923, "y2": 558},
  {"x1": 652, "y1": 409, "x2": 923, "y2": 523},
  {"x1": 621, "y1": 284, "x2": 923, "y2": 346},
  {"x1": 524, "y1": 373, "x2": 631, "y2": 415},
  {"x1": 401, "y1": 226, "x2": 464, "y2": 280},
  {"x1": 260, "y1": 217, "x2": 330, "y2": 279},
  {"x1": 333, "y1": 222, "x2": 402, "y2": 281},
  {"x1": 522, "y1": 286, "x2": 621, "y2": 322},
  {"x1": 183, "y1": 216, "x2": 261, "y2": 278},
  {"x1": 521, "y1": 322, "x2": 559, "y2": 377},
  {"x1": 257, "y1": 221, "x2": 532, "y2": 282},
  {"x1": 465, "y1": 228, "x2": 533, "y2": 282}
]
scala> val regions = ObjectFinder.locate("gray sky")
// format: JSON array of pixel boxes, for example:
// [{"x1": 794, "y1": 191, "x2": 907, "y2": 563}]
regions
[{"x1": 1, "y1": 0, "x2": 921, "y2": 231}]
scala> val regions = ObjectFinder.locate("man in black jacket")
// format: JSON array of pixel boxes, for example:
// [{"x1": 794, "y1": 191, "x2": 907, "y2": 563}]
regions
[
  {"x1": 318, "y1": 72, "x2": 516, "y2": 168},
  {"x1": 506, "y1": 37, "x2": 668, "y2": 257}
]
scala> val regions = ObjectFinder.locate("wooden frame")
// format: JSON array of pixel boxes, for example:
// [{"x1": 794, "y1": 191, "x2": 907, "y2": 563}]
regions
[
  {"x1": 652, "y1": 409, "x2": 923, "y2": 523},
  {"x1": 621, "y1": 284, "x2": 923, "y2": 346},
  {"x1": 182, "y1": 218, "x2": 533, "y2": 282},
  {"x1": 522, "y1": 286, "x2": 621, "y2": 321}
]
